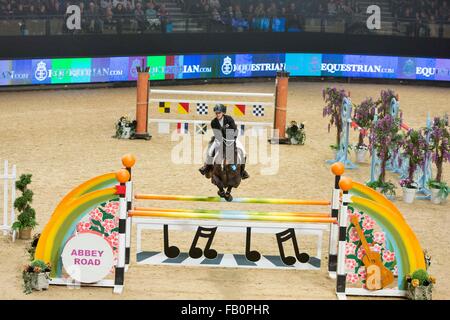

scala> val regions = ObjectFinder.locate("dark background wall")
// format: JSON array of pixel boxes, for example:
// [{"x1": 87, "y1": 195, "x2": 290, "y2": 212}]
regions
[{"x1": 1, "y1": 32, "x2": 449, "y2": 60}]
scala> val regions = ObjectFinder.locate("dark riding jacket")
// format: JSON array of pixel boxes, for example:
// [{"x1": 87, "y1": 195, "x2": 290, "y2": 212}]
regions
[{"x1": 211, "y1": 115, "x2": 238, "y2": 141}]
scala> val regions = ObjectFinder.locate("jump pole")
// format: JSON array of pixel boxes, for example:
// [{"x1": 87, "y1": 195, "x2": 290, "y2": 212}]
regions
[
  {"x1": 269, "y1": 71, "x2": 290, "y2": 144},
  {"x1": 132, "y1": 62, "x2": 152, "y2": 140}
]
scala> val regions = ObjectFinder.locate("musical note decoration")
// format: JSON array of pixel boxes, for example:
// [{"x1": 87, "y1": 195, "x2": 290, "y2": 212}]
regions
[
  {"x1": 163, "y1": 224, "x2": 180, "y2": 258},
  {"x1": 189, "y1": 226, "x2": 218, "y2": 259},
  {"x1": 276, "y1": 229, "x2": 310, "y2": 266},
  {"x1": 245, "y1": 228, "x2": 261, "y2": 262}
]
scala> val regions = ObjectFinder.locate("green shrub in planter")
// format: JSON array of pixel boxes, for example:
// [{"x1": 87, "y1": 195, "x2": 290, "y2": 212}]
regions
[
  {"x1": 12, "y1": 174, "x2": 37, "y2": 239},
  {"x1": 406, "y1": 268, "x2": 435, "y2": 300},
  {"x1": 23, "y1": 259, "x2": 51, "y2": 294}
]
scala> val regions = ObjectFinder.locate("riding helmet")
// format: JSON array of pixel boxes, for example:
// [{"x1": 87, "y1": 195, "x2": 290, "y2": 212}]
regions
[{"x1": 214, "y1": 104, "x2": 227, "y2": 114}]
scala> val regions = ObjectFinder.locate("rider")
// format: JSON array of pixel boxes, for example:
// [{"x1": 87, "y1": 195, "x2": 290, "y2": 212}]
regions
[{"x1": 199, "y1": 104, "x2": 250, "y2": 179}]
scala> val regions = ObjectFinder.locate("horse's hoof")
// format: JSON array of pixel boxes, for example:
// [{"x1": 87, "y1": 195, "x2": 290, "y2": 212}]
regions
[
  {"x1": 225, "y1": 193, "x2": 233, "y2": 202},
  {"x1": 218, "y1": 191, "x2": 226, "y2": 198}
]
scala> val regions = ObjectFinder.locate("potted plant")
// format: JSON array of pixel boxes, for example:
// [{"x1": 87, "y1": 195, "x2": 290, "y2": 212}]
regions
[
  {"x1": 12, "y1": 174, "x2": 37, "y2": 240},
  {"x1": 406, "y1": 269, "x2": 435, "y2": 300},
  {"x1": 23, "y1": 259, "x2": 51, "y2": 294},
  {"x1": 398, "y1": 128, "x2": 428, "y2": 204},
  {"x1": 323, "y1": 87, "x2": 348, "y2": 155},
  {"x1": 367, "y1": 180, "x2": 396, "y2": 199},
  {"x1": 399, "y1": 178, "x2": 418, "y2": 203},
  {"x1": 286, "y1": 121, "x2": 306, "y2": 145},
  {"x1": 425, "y1": 114, "x2": 449, "y2": 204},
  {"x1": 352, "y1": 98, "x2": 377, "y2": 163},
  {"x1": 114, "y1": 115, "x2": 137, "y2": 139},
  {"x1": 428, "y1": 181, "x2": 449, "y2": 204}
]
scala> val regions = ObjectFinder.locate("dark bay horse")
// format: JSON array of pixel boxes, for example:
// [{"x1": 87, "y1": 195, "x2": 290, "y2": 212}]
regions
[{"x1": 206, "y1": 137, "x2": 245, "y2": 202}]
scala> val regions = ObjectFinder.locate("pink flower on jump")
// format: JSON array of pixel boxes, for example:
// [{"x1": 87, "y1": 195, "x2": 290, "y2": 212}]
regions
[
  {"x1": 102, "y1": 219, "x2": 116, "y2": 233},
  {"x1": 373, "y1": 231, "x2": 386, "y2": 244},
  {"x1": 349, "y1": 227, "x2": 360, "y2": 243},
  {"x1": 358, "y1": 268, "x2": 367, "y2": 280},
  {"x1": 357, "y1": 247, "x2": 366, "y2": 260},
  {"x1": 346, "y1": 273, "x2": 359, "y2": 284},
  {"x1": 393, "y1": 265, "x2": 398, "y2": 276},
  {"x1": 347, "y1": 212, "x2": 362, "y2": 224},
  {"x1": 106, "y1": 233, "x2": 119, "y2": 248},
  {"x1": 345, "y1": 259, "x2": 357, "y2": 271},
  {"x1": 77, "y1": 222, "x2": 91, "y2": 232},
  {"x1": 370, "y1": 243, "x2": 383, "y2": 253},
  {"x1": 89, "y1": 208, "x2": 102, "y2": 221},
  {"x1": 362, "y1": 216, "x2": 376, "y2": 231},
  {"x1": 105, "y1": 201, "x2": 119, "y2": 210},
  {"x1": 382, "y1": 250, "x2": 395, "y2": 262},
  {"x1": 345, "y1": 242, "x2": 357, "y2": 256}
]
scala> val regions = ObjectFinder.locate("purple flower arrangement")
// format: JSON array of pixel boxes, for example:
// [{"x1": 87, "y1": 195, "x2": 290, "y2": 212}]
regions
[
  {"x1": 369, "y1": 114, "x2": 402, "y2": 183},
  {"x1": 398, "y1": 128, "x2": 428, "y2": 187},
  {"x1": 425, "y1": 114, "x2": 450, "y2": 183},
  {"x1": 323, "y1": 87, "x2": 348, "y2": 147},
  {"x1": 353, "y1": 97, "x2": 377, "y2": 149}
]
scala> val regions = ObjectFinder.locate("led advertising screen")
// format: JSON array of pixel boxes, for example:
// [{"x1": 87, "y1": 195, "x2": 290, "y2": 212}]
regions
[{"x1": 1, "y1": 52, "x2": 449, "y2": 87}]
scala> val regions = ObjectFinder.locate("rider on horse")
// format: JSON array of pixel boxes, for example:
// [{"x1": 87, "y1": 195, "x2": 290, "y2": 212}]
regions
[{"x1": 199, "y1": 104, "x2": 250, "y2": 179}]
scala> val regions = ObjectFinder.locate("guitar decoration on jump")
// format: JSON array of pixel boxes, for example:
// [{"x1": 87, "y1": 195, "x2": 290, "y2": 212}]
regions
[{"x1": 350, "y1": 215, "x2": 394, "y2": 290}]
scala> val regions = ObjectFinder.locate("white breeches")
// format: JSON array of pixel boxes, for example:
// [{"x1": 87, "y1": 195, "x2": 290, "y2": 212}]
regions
[{"x1": 206, "y1": 138, "x2": 246, "y2": 164}]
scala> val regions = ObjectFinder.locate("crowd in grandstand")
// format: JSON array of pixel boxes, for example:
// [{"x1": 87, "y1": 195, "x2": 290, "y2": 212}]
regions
[{"x1": 0, "y1": 0, "x2": 449, "y2": 36}]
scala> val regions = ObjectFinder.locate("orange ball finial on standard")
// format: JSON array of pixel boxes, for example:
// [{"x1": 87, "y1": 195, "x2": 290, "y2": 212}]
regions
[
  {"x1": 116, "y1": 169, "x2": 131, "y2": 184},
  {"x1": 331, "y1": 162, "x2": 345, "y2": 176},
  {"x1": 122, "y1": 154, "x2": 136, "y2": 168},
  {"x1": 339, "y1": 177, "x2": 353, "y2": 192}
]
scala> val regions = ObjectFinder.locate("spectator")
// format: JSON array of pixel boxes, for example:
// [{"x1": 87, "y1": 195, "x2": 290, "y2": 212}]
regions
[
  {"x1": 145, "y1": 1, "x2": 160, "y2": 30},
  {"x1": 113, "y1": 2, "x2": 126, "y2": 34},
  {"x1": 158, "y1": 4, "x2": 170, "y2": 32},
  {"x1": 133, "y1": 1, "x2": 147, "y2": 33}
]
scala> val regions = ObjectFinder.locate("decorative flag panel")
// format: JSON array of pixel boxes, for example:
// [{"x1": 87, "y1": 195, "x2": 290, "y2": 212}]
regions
[
  {"x1": 234, "y1": 104, "x2": 246, "y2": 117},
  {"x1": 252, "y1": 105, "x2": 265, "y2": 117},
  {"x1": 196, "y1": 103, "x2": 208, "y2": 115},
  {"x1": 159, "y1": 102, "x2": 171, "y2": 113},
  {"x1": 178, "y1": 102, "x2": 190, "y2": 114}
]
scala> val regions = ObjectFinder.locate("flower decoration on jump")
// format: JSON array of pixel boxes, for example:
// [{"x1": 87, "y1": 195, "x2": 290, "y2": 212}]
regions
[{"x1": 345, "y1": 207, "x2": 397, "y2": 286}]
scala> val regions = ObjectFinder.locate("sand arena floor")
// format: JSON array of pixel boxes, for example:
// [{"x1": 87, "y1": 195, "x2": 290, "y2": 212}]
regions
[{"x1": 0, "y1": 81, "x2": 448, "y2": 300}]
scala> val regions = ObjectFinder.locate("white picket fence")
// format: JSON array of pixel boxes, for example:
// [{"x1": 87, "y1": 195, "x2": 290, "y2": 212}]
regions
[{"x1": 1, "y1": 160, "x2": 16, "y2": 238}]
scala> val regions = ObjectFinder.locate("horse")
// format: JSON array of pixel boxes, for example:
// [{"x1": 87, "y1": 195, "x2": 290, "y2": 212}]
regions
[{"x1": 206, "y1": 137, "x2": 245, "y2": 202}]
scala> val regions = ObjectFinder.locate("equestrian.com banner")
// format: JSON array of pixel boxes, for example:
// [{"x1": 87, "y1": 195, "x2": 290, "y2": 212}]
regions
[{"x1": 1, "y1": 53, "x2": 449, "y2": 86}]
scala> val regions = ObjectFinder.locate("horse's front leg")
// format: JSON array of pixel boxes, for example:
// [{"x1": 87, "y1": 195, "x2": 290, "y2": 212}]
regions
[
  {"x1": 217, "y1": 186, "x2": 226, "y2": 198},
  {"x1": 224, "y1": 186, "x2": 233, "y2": 202}
]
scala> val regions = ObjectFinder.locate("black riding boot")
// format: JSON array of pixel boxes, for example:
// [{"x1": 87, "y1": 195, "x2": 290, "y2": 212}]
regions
[
  {"x1": 199, "y1": 164, "x2": 213, "y2": 176},
  {"x1": 241, "y1": 164, "x2": 250, "y2": 179}
]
